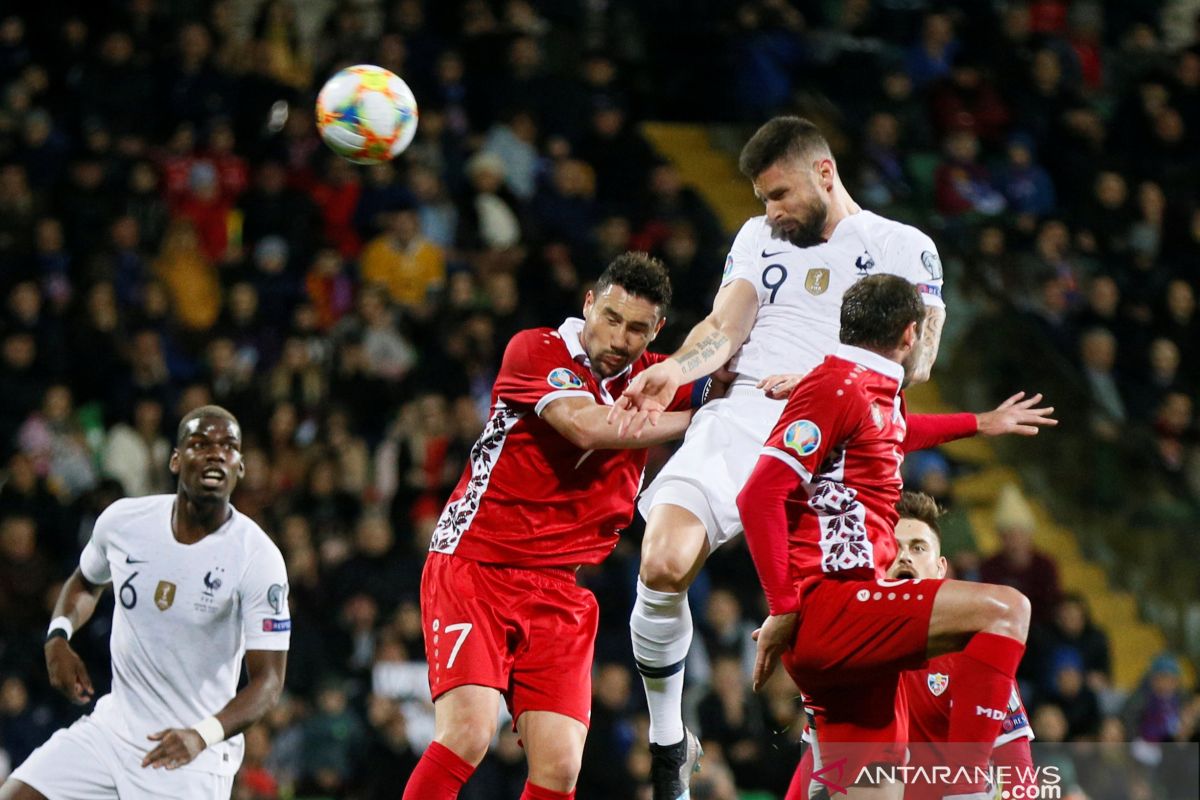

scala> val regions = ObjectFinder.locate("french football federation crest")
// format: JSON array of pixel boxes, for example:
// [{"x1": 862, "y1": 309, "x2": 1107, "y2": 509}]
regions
[
  {"x1": 927, "y1": 672, "x2": 949, "y2": 696},
  {"x1": 804, "y1": 268, "x2": 830, "y2": 295},
  {"x1": 546, "y1": 367, "x2": 584, "y2": 389},
  {"x1": 155, "y1": 580, "x2": 176, "y2": 611},
  {"x1": 855, "y1": 252, "x2": 875, "y2": 275}
]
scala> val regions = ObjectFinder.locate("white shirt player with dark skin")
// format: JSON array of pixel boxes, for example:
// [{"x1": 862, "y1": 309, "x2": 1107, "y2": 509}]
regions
[{"x1": 1, "y1": 407, "x2": 289, "y2": 800}]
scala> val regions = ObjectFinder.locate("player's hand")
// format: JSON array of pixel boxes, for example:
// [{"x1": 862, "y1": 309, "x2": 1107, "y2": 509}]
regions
[
  {"x1": 975, "y1": 392, "x2": 1058, "y2": 437},
  {"x1": 751, "y1": 612, "x2": 798, "y2": 693},
  {"x1": 756, "y1": 374, "x2": 802, "y2": 400},
  {"x1": 45, "y1": 637, "x2": 94, "y2": 705},
  {"x1": 143, "y1": 728, "x2": 206, "y2": 770},
  {"x1": 607, "y1": 360, "x2": 684, "y2": 438}
]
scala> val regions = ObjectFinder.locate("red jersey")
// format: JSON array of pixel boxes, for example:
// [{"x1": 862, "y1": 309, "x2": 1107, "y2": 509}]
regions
[
  {"x1": 904, "y1": 654, "x2": 1033, "y2": 748},
  {"x1": 738, "y1": 345, "x2": 908, "y2": 615},
  {"x1": 429, "y1": 318, "x2": 691, "y2": 568}
]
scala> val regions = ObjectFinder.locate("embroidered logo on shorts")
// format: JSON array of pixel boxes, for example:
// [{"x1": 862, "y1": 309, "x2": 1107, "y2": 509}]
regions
[
  {"x1": 547, "y1": 367, "x2": 584, "y2": 389},
  {"x1": 928, "y1": 672, "x2": 949, "y2": 696},
  {"x1": 783, "y1": 419, "x2": 821, "y2": 457}
]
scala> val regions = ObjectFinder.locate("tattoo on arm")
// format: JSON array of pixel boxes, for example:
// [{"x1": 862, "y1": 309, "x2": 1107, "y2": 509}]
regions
[
  {"x1": 675, "y1": 331, "x2": 730, "y2": 378},
  {"x1": 915, "y1": 306, "x2": 945, "y2": 377}
]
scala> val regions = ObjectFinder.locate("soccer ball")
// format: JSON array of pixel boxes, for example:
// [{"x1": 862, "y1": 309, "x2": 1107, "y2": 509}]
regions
[{"x1": 316, "y1": 65, "x2": 419, "y2": 164}]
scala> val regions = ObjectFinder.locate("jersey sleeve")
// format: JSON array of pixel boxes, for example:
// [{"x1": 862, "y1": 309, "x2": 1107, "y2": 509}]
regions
[
  {"x1": 719, "y1": 217, "x2": 768, "y2": 304},
  {"x1": 761, "y1": 370, "x2": 864, "y2": 482},
  {"x1": 903, "y1": 412, "x2": 977, "y2": 453},
  {"x1": 994, "y1": 682, "x2": 1034, "y2": 746},
  {"x1": 240, "y1": 539, "x2": 291, "y2": 651},
  {"x1": 492, "y1": 330, "x2": 591, "y2": 416},
  {"x1": 885, "y1": 226, "x2": 945, "y2": 308},
  {"x1": 79, "y1": 506, "x2": 115, "y2": 585}
]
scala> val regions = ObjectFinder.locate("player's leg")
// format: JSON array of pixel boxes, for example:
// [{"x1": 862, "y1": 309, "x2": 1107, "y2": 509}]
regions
[
  {"x1": 516, "y1": 710, "x2": 588, "y2": 798},
  {"x1": 631, "y1": 501, "x2": 708, "y2": 799},
  {"x1": 402, "y1": 684, "x2": 500, "y2": 800},
  {"x1": 926, "y1": 579, "x2": 1030, "y2": 798},
  {"x1": 2, "y1": 716, "x2": 121, "y2": 800}
]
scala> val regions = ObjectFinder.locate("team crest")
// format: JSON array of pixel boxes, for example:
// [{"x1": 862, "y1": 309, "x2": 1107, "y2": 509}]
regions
[
  {"x1": 546, "y1": 367, "x2": 584, "y2": 389},
  {"x1": 804, "y1": 268, "x2": 830, "y2": 295},
  {"x1": 783, "y1": 420, "x2": 821, "y2": 457},
  {"x1": 921, "y1": 250, "x2": 943, "y2": 280},
  {"x1": 927, "y1": 672, "x2": 949, "y2": 696},
  {"x1": 855, "y1": 252, "x2": 875, "y2": 275},
  {"x1": 155, "y1": 580, "x2": 176, "y2": 611},
  {"x1": 870, "y1": 404, "x2": 885, "y2": 430}
]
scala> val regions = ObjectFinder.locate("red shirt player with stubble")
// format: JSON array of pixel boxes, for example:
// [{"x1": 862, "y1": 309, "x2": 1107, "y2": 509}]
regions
[
  {"x1": 736, "y1": 275, "x2": 1031, "y2": 800},
  {"x1": 788, "y1": 491, "x2": 1037, "y2": 800},
  {"x1": 403, "y1": 253, "x2": 706, "y2": 800}
]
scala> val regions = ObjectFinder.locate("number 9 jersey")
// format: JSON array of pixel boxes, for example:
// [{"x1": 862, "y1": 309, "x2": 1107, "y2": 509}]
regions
[{"x1": 721, "y1": 212, "x2": 944, "y2": 389}]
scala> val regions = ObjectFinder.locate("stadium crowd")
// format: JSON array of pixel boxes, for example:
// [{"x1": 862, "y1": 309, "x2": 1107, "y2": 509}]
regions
[{"x1": 0, "y1": 0, "x2": 1198, "y2": 798}]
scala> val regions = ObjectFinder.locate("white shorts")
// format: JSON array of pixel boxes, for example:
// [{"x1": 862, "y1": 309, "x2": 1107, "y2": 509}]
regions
[
  {"x1": 639, "y1": 383, "x2": 786, "y2": 550},
  {"x1": 10, "y1": 715, "x2": 233, "y2": 800}
]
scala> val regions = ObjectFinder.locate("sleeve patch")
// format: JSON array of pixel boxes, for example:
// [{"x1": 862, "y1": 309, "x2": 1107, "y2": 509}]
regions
[
  {"x1": 723, "y1": 253, "x2": 734, "y2": 278},
  {"x1": 920, "y1": 251, "x2": 943, "y2": 280},
  {"x1": 261, "y1": 618, "x2": 291, "y2": 632},
  {"x1": 547, "y1": 367, "x2": 584, "y2": 389},
  {"x1": 783, "y1": 420, "x2": 821, "y2": 457},
  {"x1": 918, "y1": 283, "x2": 941, "y2": 298}
]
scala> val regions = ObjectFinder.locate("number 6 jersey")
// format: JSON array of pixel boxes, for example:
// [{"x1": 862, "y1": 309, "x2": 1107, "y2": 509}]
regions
[{"x1": 721, "y1": 212, "x2": 944, "y2": 387}]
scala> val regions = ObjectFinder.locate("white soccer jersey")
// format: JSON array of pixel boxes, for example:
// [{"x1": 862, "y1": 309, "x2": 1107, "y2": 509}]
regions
[
  {"x1": 78, "y1": 495, "x2": 290, "y2": 777},
  {"x1": 721, "y1": 211, "x2": 944, "y2": 386}
]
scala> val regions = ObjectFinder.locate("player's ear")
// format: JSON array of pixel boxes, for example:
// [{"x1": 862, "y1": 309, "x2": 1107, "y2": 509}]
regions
[
  {"x1": 237, "y1": 460, "x2": 246, "y2": 478},
  {"x1": 651, "y1": 314, "x2": 666, "y2": 340},
  {"x1": 815, "y1": 157, "x2": 835, "y2": 190},
  {"x1": 168, "y1": 450, "x2": 180, "y2": 475},
  {"x1": 937, "y1": 556, "x2": 948, "y2": 579},
  {"x1": 582, "y1": 289, "x2": 595, "y2": 317}
]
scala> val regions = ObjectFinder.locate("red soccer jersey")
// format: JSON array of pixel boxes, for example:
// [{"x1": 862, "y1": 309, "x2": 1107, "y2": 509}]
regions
[
  {"x1": 738, "y1": 345, "x2": 908, "y2": 615},
  {"x1": 429, "y1": 318, "x2": 691, "y2": 568},
  {"x1": 904, "y1": 653, "x2": 1033, "y2": 748}
]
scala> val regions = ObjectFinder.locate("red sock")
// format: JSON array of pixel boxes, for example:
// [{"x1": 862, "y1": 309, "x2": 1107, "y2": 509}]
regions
[
  {"x1": 402, "y1": 740, "x2": 476, "y2": 800},
  {"x1": 946, "y1": 632, "x2": 1025, "y2": 789},
  {"x1": 519, "y1": 781, "x2": 575, "y2": 800}
]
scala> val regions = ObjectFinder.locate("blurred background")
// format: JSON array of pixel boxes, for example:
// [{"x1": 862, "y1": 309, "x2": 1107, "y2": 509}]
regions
[{"x1": 0, "y1": 0, "x2": 1197, "y2": 798}]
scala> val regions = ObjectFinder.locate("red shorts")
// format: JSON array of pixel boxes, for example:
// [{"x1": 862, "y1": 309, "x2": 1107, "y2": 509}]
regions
[
  {"x1": 783, "y1": 577, "x2": 946, "y2": 779},
  {"x1": 420, "y1": 552, "x2": 599, "y2": 728}
]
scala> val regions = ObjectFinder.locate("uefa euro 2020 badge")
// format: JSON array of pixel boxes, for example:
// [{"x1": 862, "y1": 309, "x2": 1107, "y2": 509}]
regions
[
  {"x1": 547, "y1": 367, "x2": 584, "y2": 389},
  {"x1": 783, "y1": 419, "x2": 821, "y2": 457}
]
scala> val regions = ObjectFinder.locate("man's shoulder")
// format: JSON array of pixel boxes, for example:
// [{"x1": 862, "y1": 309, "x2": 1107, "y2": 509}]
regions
[
  {"x1": 859, "y1": 210, "x2": 936, "y2": 250},
  {"x1": 504, "y1": 327, "x2": 569, "y2": 360},
  {"x1": 97, "y1": 495, "x2": 172, "y2": 529}
]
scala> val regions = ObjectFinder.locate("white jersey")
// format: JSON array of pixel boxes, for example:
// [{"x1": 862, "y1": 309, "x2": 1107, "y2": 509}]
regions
[
  {"x1": 78, "y1": 495, "x2": 290, "y2": 777},
  {"x1": 721, "y1": 211, "x2": 944, "y2": 387}
]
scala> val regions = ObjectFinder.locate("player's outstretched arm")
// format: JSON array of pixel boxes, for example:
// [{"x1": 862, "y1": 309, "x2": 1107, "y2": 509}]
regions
[
  {"x1": 609, "y1": 279, "x2": 759, "y2": 436},
  {"x1": 143, "y1": 650, "x2": 287, "y2": 770},
  {"x1": 543, "y1": 395, "x2": 693, "y2": 449},
  {"x1": 904, "y1": 392, "x2": 1057, "y2": 453},
  {"x1": 44, "y1": 568, "x2": 107, "y2": 705}
]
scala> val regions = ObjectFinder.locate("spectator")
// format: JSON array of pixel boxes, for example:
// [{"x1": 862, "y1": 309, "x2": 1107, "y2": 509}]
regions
[
  {"x1": 980, "y1": 484, "x2": 1062, "y2": 625},
  {"x1": 696, "y1": 655, "x2": 767, "y2": 791},
  {"x1": 1032, "y1": 593, "x2": 1113, "y2": 692},
  {"x1": 1039, "y1": 648, "x2": 1103, "y2": 739},
  {"x1": 933, "y1": 129, "x2": 1006, "y2": 218},
  {"x1": 154, "y1": 219, "x2": 221, "y2": 333},
  {"x1": 360, "y1": 207, "x2": 447, "y2": 316},
  {"x1": 100, "y1": 395, "x2": 171, "y2": 497},
  {"x1": 1124, "y1": 653, "x2": 1189, "y2": 743}
]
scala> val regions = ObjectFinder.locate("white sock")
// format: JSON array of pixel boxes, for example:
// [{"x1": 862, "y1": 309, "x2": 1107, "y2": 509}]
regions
[{"x1": 630, "y1": 578, "x2": 692, "y2": 746}]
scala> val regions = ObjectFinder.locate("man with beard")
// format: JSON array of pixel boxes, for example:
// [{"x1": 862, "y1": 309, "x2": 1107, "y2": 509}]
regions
[
  {"x1": 1, "y1": 406, "x2": 289, "y2": 800},
  {"x1": 608, "y1": 116, "x2": 952, "y2": 799},
  {"x1": 402, "y1": 253, "x2": 712, "y2": 800}
]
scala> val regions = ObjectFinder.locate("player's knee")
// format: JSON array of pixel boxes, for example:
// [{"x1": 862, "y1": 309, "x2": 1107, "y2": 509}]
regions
[
  {"x1": 528, "y1": 747, "x2": 583, "y2": 793},
  {"x1": 986, "y1": 586, "x2": 1031, "y2": 642},
  {"x1": 639, "y1": 547, "x2": 692, "y2": 593},
  {"x1": 436, "y1": 720, "x2": 494, "y2": 766}
]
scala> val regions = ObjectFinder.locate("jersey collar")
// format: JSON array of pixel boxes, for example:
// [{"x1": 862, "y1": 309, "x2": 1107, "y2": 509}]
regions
[
  {"x1": 835, "y1": 343, "x2": 905, "y2": 385},
  {"x1": 557, "y1": 317, "x2": 634, "y2": 381}
]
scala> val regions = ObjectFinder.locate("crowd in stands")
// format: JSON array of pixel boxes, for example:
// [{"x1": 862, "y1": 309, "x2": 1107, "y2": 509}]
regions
[{"x1": 0, "y1": 1, "x2": 1198, "y2": 798}]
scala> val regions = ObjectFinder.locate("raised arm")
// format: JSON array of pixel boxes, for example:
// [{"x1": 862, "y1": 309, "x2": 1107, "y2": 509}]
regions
[
  {"x1": 142, "y1": 650, "x2": 287, "y2": 770},
  {"x1": 44, "y1": 568, "x2": 108, "y2": 704},
  {"x1": 609, "y1": 279, "x2": 759, "y2": 437}
]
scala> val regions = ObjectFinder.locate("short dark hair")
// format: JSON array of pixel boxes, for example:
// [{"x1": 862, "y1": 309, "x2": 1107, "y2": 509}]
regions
[
  {"x1": 738, "y1": 116, "x2": 833, "y2": 179},
  {"x1": 839, "y1": 274, "x2": 923, "y2": 351},
  {"x1": 176, "y1": 405, "x2": 240, "y2": 445},
  {"x1": 896, "y1": 490, "x2": 942, "y2": 541},
  {"x1": 594, "y1": 251, "x2": 672, "y2": 310}
]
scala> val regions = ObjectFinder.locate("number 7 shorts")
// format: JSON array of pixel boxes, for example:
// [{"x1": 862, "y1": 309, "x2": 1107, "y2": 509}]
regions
[{"x1": 420, "y1": 552, "x2": 599, "y2": 728}]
